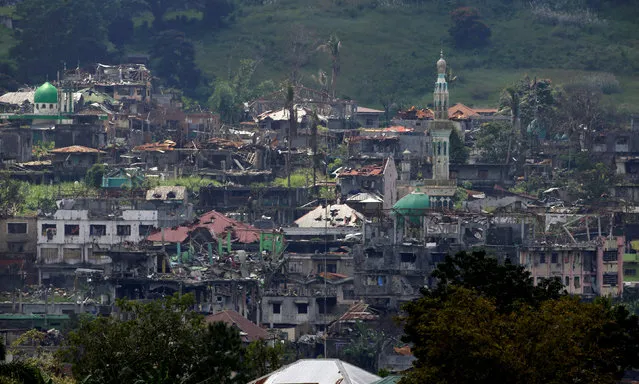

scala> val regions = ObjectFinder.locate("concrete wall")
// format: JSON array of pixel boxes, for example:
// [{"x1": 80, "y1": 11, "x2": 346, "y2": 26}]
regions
[
  {"x1": 37, "y1": 209, "x2": 158, "y2": 265},
  {"x1": 0, "y1": 217, "x2": 37, "y2": 255}
]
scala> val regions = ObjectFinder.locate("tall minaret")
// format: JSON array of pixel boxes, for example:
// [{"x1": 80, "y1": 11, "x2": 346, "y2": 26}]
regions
[
  {"x1": 430, "y1": 50, "x2": 452, "y2": 181},
  {"x1": 434, "y1": 50, "x2": 449, "y2": 120}
]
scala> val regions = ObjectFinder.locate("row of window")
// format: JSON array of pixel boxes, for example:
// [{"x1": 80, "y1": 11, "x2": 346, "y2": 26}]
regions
[
  {"x1": 35, "y1": 103, "x2": 55, "y2": 110},
  {"x1": 41, "y1": 223, "x2": 154, "y2": 237},
  {"x1": 538, "y1": 251, "x2": 617, "y2": 264},
  {"x1": 272, "y1": 303, "x2": 307, "y2": 314}
]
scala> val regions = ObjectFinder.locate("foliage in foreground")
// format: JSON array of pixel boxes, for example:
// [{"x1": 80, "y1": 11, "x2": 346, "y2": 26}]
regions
[
  {"x1": 62, "y1": 294, "x2": 282, "y2": 384},
  {"x1": 400, "y1": 251, "x2": 639, "y2": 384}
]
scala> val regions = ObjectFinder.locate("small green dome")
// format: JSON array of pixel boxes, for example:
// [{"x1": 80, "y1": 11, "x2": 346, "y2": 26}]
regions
[
  {"x1": 393, "y1": 192, "x2": 431, "y2": 217},
  {"x1": 34, "y1": 82, "x2": 58, "y2": 104}
]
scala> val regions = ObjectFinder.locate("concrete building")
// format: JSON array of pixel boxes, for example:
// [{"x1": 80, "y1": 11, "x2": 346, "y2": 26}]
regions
[
  {"x1": 0, "y1": 217, "x2": 38, "y2": 289},
  {"x1": 519, "y1": 237, "x2": 625, "y2": 298},
  {"x1": 37, "y1": 207, "x2": 158, "y2": 286},
  {"x1": 337, "y1": 157, "x2": 397, "y2": 211}
]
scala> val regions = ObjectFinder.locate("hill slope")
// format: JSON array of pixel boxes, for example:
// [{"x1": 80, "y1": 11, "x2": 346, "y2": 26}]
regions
[
  {"x1": 191, "y1": 0, "x2": 639, "y2": 111},
  {"x1": 2, "y1": 0, "x2": 639, "y2": 111}
]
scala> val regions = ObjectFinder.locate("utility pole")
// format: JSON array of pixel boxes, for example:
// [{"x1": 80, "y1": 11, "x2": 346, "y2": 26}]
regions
[{"x1": 324, "y1": 199, "x2": 328, "y2": 358}]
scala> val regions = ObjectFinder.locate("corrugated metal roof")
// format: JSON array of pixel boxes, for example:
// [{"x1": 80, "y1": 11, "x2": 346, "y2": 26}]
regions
[
  {"x1": 338, "y1": 164, "x2": 384, "y2": 177},
  {"x1": 356, "y1": 106, "x2": 384, "y2": 114},
  {"x1": 294, "y1": 204, "x2": 363, "y2": 228},
  {"x1": 337, "y1": 302, "x2": 379, "y2": 322},
  {"x1": 50, "y1": 145, "x2": 105, "y2": 154},
  {"x1": 249, "y1": 359, "x2": 380, "y2": 384},
  {"x1": 371, "y1": 376, "x2": 402, "y2": 384}
]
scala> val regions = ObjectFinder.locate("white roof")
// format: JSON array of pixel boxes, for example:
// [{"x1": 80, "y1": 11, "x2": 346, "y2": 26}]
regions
[
  {"x1": 356, "y1": 106, "x2": 384, "y2": 114},
  {"x1": 248, "y1": 359, "x2": 380, "y2": 384},
  {"x1": 294, "y1": 204, "x2": 364, "y2": 228},
  {"x1": 346, "y1": 192, "x2": 383, "y2": 203},
  {"x1": 0, "y1": 91, "x2": 35, "y2": 106}
]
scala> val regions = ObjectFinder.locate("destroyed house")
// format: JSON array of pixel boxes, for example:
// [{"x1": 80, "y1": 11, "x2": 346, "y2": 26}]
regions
[
  {"x1": 49, "y1": 146, "x2": 105, "y2": 180},
  {"x1": 145, "y1": 210, "x2": 260, "y2": 247},
  {"x1": 92, "y1": 64, "x2": 152, "y2": 104},
  {"x1": 198, "y1": 186, "x2": 311, "y2": 224},
  {"x1": 262, "y1": 264, "x2": 356, "y2": 333},
  {"x1": 352, "y1": 243, "x2": 442, "y2": 310},
  {"x1": 337, "y1": 157, "x2": 397, "y2": 211}
]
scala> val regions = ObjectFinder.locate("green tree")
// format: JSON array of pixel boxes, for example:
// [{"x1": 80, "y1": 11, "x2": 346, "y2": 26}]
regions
[
  {"x1": 11, "y1": 0, "x2": 110, "y2": 82},
  {"x1": 578, "y1": 162, "x2": 619, "y2": 199},
  {"x1": 0, "y1": 178, "x2": 25, "y2": 219},
  {"x1": 400, "y1": 250, "x2": 639, "y2": 384},
  {"x1": 150, "y1": 29, "x2": 202, "y2": 92},
  {"x1": 449, "y1": 7, "x2": 491, "y2": 49},
  {"x1": 84, "y1": 164, "x2": 105, "y2": 189},
  {"x1": 63, "y1": 294, "x2": 245, "y2": 384},
  {"x1": 340, "y1": 321, "x2": 386, "y2": 373},
  {"x1": 209, "y1": 80, "x2": 238, "y2": 123},
  {"x1": 244, "y1": 339, "x2": 285, "y2": 380},
  {"x1": 475, "y1": 121, "x2": 512, "y2": 164},
  {"x1": 449, "y1": 128, "x2": 468, "y2": 164}
]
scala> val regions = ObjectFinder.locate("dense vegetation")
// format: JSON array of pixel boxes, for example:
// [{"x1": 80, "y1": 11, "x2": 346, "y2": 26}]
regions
[
  {"x1": 2, "y1": 0, "x2": 639, "y2": 110},
  {"x1": 401, "y1": 250, "x2": 639, "y2": 384}
]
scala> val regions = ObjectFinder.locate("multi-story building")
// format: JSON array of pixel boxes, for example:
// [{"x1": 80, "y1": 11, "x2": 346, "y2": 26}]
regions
[
  {"x1": 519, "y1": 237, "x2": 624, "y2": 298},
  {"x1": 0, "y1": 216, "x2": 38, "y2": 289},
  {"x1": 37, "y1": 207, "x2": 158, "y2": 286}
]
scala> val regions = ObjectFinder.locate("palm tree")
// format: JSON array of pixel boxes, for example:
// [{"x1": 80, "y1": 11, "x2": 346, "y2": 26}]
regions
[
  {"x1": 317, "y1": 34, "x2": 342, "y2": 98},
  {"x1": 501, "y1": 87, "x2": 520, "y2": 164}
]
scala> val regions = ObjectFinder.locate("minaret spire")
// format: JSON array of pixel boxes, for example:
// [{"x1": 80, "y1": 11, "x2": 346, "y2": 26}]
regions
[{"x1": 434, "y1": 51, "x2": 449, "y2": 120}]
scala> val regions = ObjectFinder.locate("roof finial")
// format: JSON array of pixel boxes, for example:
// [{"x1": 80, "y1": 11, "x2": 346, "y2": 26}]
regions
[{"x1": 440, "y1": 49, "x2": 444, "y2": 59}]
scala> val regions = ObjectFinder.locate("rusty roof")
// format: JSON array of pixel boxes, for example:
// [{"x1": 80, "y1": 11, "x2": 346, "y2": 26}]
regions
[
  {"x1": 50, "y1": 145, "x2": 105, "y2": 154},
  {"x1": 338, "y1": 164, "x2": 384, "y2": 177},
  {"x1": 337, "y1": 302, "x2": 379, "y2": 322},
  {"x1": 207, "y1": 137, "x2": 244, "y2": 149},
  {"x1": 132, "y1": 140, "x2": 176, "y2": 152}
]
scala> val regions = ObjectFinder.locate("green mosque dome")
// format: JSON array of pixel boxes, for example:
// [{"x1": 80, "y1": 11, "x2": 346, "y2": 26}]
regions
[
  {"x1": 393, "y1": 192, "x2": 431, "y2": 219},
  {"x1": 34, "y1": 82, "x2": 58, "y2": 104}
]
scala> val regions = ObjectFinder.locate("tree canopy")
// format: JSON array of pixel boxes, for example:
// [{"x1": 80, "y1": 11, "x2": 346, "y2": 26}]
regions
[
  {"x1": 11, "y1": 0, "x2": 110, "y2": 82},
  {"x1": 400, "y1": 250, "x2": 639, "y2": 384},
  {"x1": 63, "y1": 293, "x2": 282, "y2": 384}
]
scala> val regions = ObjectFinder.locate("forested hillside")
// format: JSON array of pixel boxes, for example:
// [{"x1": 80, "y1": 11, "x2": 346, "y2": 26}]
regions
[{"x1": 2, "y1": 0, "x2": 639, "y2": 111}]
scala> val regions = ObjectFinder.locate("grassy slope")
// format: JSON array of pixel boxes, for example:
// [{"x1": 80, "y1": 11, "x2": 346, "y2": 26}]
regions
[
  {"x1": 2, "y1": 1, "x2": 639, "y2": 111},
  {"x1": 193, "y1": 0, "x2": 639, "y2": 111}
]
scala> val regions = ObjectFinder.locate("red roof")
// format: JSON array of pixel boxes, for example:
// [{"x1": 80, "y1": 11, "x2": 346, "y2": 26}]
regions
[
  {"x1": 383, "y1": 126, "x2": 413, "y2": 133},
  {"x1": 146, "y1": 210, "x2": 260, "y2": 244},
  {"x1": 448, "y1": 103, "x2": 479, "y2": 119},
  {"x1": 205, "y1": 310, "x2": 270, "y2": 342}
]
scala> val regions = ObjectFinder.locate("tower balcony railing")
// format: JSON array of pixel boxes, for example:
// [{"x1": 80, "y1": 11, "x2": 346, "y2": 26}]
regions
[{"x1": 417, "y1": 179, "x2": 457, "y2": 187}]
